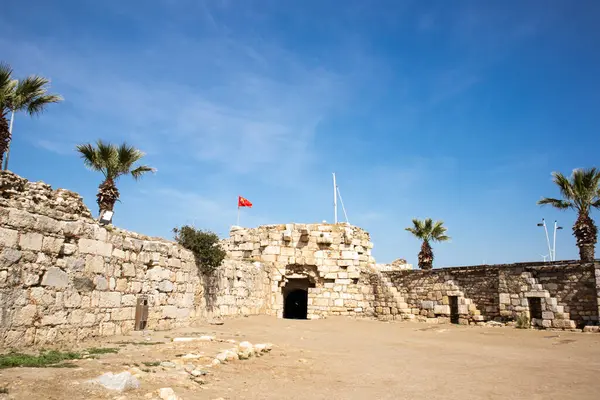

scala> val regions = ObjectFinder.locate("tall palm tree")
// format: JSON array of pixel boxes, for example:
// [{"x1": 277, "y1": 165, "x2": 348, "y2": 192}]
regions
[
  {"x1": 0, "y1": 62, "x2": 62, "y2": 168},
  {"x1": 405, "y1": 218, "x2": 450, "y2": 270},
  {"x1": 538, "y1": 168, "x2": 600, "y2": 262},
  {"x1": 76, "y1": 140, "x2": 155, "y2": 217}
]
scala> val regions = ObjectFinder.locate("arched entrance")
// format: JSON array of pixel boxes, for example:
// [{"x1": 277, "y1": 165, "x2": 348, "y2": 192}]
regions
[{"x1": 283, "y1": 278, "x2": 313, "y2": 319}]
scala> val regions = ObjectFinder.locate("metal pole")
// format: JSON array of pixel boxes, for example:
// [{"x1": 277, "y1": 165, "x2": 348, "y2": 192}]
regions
[
  {"x1": 3, "y1": 111, "x2": 15, "y2": 171},
  {"x1": 237, "y1": 206, "x2": 240, "y2": 226},
  {"x1": 332, "y1": 172, "x2": 337, "y2": 224},
  {"x1": 336, "y1": 186, "x2": 349, "y2": 224},
  {"x1": 542, "y1": 219, "x2": 552, "y2": 261},
  {"x1": 552, "y1": 220, "x2": 557, "y2": 261}
]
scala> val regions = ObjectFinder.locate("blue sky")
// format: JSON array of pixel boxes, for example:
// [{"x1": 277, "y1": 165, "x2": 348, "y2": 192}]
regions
[{"x1": 2, "y1": 0, "x2": 600, "y2": 267}]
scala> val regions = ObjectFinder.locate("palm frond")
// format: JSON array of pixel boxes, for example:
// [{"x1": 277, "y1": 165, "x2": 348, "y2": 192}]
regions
[
  {"x1": 0, "y1": 63, "x2": 13, "y2": 102},
  {"x1": 76, "y1": 143, "x2": 105, "y2": 175},
  {"x1": 431, "y1": 220, "x2": 449, "y2": 241},
  {"x1": 117, "y1": 142, "x2": 145, "y2": 172},
  {"x1": 12, "y1": 75, "x2": 62, "y2": 114},
  {"x1": 26, "y1": 94, "x2": 63, "y2": 115},
  {"x1": 130, "y1": 165, "x2": 156, "y2": 180},
  {"x1": 537, "y1": 197, "x2": 572, "y2": 209},
  {"x1": 434, "y1": 235, "x2": 451, "y2": 242},
  {"x1": 552, "y1": 172, "x2": 575, "y2": 201}
]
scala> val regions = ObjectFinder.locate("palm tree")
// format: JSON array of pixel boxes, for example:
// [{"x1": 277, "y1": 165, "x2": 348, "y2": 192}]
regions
[
  {"x1": 538, "y1": 168, "x2": 600, "y2": 262},
  {"x1": 0, "y1": 62, "x2": 62, "y2": 169},
  {"x1": 405, "y1": 218, "x2": 450, "y2": 270},
  {"x1": 76, "y1": 140, "x2": 155, "y2": 217}
]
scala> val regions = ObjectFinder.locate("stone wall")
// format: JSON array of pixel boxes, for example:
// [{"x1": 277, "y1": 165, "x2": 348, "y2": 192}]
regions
[
  {"x1": 222, "y1": 224, "x2": 378, "y2": 318},
  {"x1": 0, "y1": 171, "x2": 271, "y2": 347},
  {"x1": 383, "y1": 261, "x2": 600, "y2": 328}
]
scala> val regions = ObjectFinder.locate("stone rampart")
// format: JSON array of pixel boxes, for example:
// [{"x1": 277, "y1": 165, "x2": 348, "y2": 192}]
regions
[
  {"x1": 382, "y1": 261, "x2": 600, "y2": 328},
  {"x1": 0, "y1": 171, "x2": 271, "y2": 346}
]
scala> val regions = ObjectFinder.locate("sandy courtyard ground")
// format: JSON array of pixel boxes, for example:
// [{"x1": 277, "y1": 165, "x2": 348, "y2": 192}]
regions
[{"x1": 1, "y1": 316, "x2": 600, "y2": 399}]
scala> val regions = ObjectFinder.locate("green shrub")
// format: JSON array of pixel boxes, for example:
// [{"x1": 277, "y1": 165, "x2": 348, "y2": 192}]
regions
[
  {"x1": 0, "y1": 350, "x2": 82, "y2": 369},
  {"x1": 515, "y1": 313, "x2": 530, "y2": 329},
  {"x1": 173, "y1": 225, "x2": 226, "y2": 275}
]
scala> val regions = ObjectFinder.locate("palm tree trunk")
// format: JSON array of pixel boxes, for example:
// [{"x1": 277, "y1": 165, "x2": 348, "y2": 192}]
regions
[
  {"x1": 418, "y1": 240, "x2": 434, "y2": 270},
  {"x1": 573, "y1": 212, "x2": 597, "y2": 262},
  {"x1": 0, "y1": 111, "x2": 10, "y2": 167},
  {"x1": 97, "y1": 178, "x2": 120, "y2": 214}
]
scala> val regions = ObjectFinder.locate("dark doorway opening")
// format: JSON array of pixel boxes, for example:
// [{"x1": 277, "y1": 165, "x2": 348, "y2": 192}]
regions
[
  {"x1": 528, "y1": 297, "x2": 542, "y2": 320},
  {"x1": 284, "y1": 289, "x2": 308, "y2": 319},
  {"x1": 283, "y1": 278, "x2": 313, "y2": 319},
  {"x1": 449, "y1": 296, "x2": 459, "y2": 324}
]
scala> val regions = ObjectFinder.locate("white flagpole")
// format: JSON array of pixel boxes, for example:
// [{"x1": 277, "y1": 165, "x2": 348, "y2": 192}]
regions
[
  {"x1": 237, "y1": 205, "x2": 240, "y2": 226},
  {"x1": 333, "y1": 172, "x2": 338, "y2": 224}
]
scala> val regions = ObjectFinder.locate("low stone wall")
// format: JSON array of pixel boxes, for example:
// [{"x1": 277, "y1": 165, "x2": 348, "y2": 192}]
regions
[
  {"x1": 0, "y1": 171, "x2": 271, "y2": 347},
  {"x1": 384, "y1": 261, "x2": 600, "y2": 328}
]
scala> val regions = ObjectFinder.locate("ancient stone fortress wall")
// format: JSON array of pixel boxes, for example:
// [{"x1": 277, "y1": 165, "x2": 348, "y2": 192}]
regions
[
  {"x1": 222, "y1": 223, "x2": 394, "y2": 319},
  {"x1": 381, "y1": 261, "x2": 600, "y2": 329},
  {"x1": 0, "y1": 171, "x2": 271, "y2": 347}
]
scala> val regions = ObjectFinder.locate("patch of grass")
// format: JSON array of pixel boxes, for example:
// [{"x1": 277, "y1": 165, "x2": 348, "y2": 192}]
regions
[
  {"x1": 515, "y1": 313, "x2": 530, "y2": 329},
  {"x1": 0, "y1": 350, "x2": 82, "y2": 369},
  {"x1": 141, "y1": 368, "x2": 151, "y2": 373},
  {"x1": 0, "y1": 387, "x2": 8, "y2": 394},
  {"x1": 142, "y1": 361, "x2": 161, "y2": 367},
  {"x1": 85, "y1": 347, "x2": 119, "y2": 355},
  {"x1": 114, "y1": 341, "x2": 163, "y2": 346}
]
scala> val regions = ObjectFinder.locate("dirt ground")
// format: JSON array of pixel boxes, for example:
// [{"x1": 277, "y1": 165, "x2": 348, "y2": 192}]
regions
[{"x1": 1, "y1": 316, "x2": 600, "y2": 400}]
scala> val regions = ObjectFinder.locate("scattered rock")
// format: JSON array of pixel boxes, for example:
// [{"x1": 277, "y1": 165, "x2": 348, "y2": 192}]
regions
[
  {"x1": 191, "y1": 369, "x2": 208, "y2": 377},
  {"x1": 209, "y1": 319, "x2": 224, "y2": 325},
  {"x1": 180, "y1": 353, "x2": 202, "y2": 359},
  {"x1": 237, "y1": 341, "x2": 254, "y2": 359},
  {"x1": 254, "y1": 343, "x2": 273, "y2": 354},
  {"x1": 159, "y1": 361, "x2": 177, "y2": 368},
  {"x1": 211, "y1": 358, "x2": 221, "y2": 366},
  {"x1": 90, "y1": 371, "x2": 140, "y2": 392},
  {"x1": 158, "y1": 387, "x2": 182, "y2": 400},
  {"x1": 583, "y1": 325, "x2": 600, "y2": 333},
  {"x1": 486, "y1": 321, "x2": 504, "y2": 327},
  {"x1": 199, "y1": 335, "x2": 215, "y2": 341}
]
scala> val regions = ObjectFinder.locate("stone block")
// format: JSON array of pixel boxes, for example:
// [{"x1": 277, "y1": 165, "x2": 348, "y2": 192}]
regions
[
  {"x1": 158, "y1": 280, "x2": 174, "y2": 292},
  {"x1": 19, "y1": 232, "x2": 43, "y2": 251},
  {"x1": 78, "y1": 239, "x2": 113, "y2": 257},
  {"x1": 0, "y1": 227, "x2": 18, "y2": 247},
  {"x1": 457, "y1": 305, "x2": 469, "y2": 315},
  {"x1": 41, "y1": 237, "x2": 64, "y2": 254},
  {"x1": 434, "y1": 305, "x2": 450, "y2": 315},
  {"x1": 111, "y1": 307, "x2": 135, "y2": 321},
  {"x1": 95, "y1": 276, "x2": 109, "y2": 291},
  {"x1": 41, "y1": 267, "x2": 69, "y2": 288},
  {"x1": 64, "y1": 290, "x2": 82, "y2": 308},
  {"x1": 99, "y1": 292, "x2": 121, "y2": 308},
  {"x1": 112, "y1": 248, "x2": 126, "y2": 259},
  {"x1": 122, "y1": 263, "x2": 136, "y2": 277},
  {"x1": 121, "y1": 294, "x2": 137, "y2": 306},
  {"x1": 61, "y1": 243, "x2": 77, "y2": 256},
  {"x1": 0, "y1": 248, "x2": 21, "y2": 269},
  {"x1": 421, "y1": 300, "x2": 434, "y2": 310},
  {"x1": 14, "y1": 305, "x2": 37, "y2": 326},
  {"x1": 542, "y1": 311, "x2": 555, "y2": 320},
  {"x1": 499, "y1": 293, "x2": 511, "y2": 304}
]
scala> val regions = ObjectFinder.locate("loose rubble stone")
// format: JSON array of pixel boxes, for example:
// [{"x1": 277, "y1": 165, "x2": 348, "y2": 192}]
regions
[{"x1": 91, "y1": 371, "x2": 140, "y2": 392}]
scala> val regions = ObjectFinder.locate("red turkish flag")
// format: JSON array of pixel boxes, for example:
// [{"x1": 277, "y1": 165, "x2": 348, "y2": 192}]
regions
[{"x1": 238, "y1": 196, "x2": 253, "y2": 208}]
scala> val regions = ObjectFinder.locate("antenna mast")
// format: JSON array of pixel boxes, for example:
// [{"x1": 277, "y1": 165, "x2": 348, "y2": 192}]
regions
[{"x1": 333, "y1": 173, "x2": 338, "y2": 224}]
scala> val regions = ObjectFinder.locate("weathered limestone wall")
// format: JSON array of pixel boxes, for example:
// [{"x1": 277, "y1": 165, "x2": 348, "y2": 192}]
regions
[
  {"x1": 222, "y1": 224, "x2": 378, "y2": 318},
  {"x1": 0, "y1": 171, "x2": 271, "y2": 347},
  {"x1": 383, "y1": 261, "x2": 599, "y2": 328}
]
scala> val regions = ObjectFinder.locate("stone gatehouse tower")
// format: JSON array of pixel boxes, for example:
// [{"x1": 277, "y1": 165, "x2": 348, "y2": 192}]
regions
[{"x1": 221, "y1": 223, "x2": 381, "y2": 319}]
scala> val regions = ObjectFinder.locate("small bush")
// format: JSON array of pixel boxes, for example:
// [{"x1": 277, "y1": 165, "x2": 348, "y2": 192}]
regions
[
  {"x1": 515, "y1": 313, "x2": 530, "y2": 329},
  {"x1": 173, "y1": 225, "x2": 226, "y2": 275},
  {"x1": 143, "y1": 361, "x2": 161, "y2": 367}
]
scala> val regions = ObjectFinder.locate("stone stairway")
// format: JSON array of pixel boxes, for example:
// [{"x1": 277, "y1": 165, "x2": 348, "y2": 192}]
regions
[
  {"x1": 520, "y1": 272, "x2": 575, "y2": 328},
  {"x1": 371, "y1": 271, "x2": 413, "y2": 321}
]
